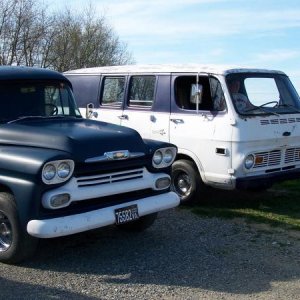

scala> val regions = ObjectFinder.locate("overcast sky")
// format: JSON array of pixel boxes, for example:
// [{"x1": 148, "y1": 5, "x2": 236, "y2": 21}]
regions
[{"x1": 47, "y1": 0, "x2": 300, "y2": 91}]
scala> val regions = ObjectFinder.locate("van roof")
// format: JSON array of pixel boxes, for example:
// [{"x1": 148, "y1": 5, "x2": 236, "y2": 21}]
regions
[{"x1": 64, "y1": 64, "x2": 286, "y2": 76}]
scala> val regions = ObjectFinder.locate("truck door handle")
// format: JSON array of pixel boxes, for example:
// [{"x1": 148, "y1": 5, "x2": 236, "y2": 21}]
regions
[
  {"x1": 118, "y1": 115, "x2": 128, "y2": 120},
  {"x1": 170, "y1": 118, "x2": 184, "y2": 124}
]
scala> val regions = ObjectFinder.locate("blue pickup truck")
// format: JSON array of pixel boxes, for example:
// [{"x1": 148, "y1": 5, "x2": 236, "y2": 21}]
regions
[{"x1": 0, "y1": 66, "x2": 179, "y2": 264}]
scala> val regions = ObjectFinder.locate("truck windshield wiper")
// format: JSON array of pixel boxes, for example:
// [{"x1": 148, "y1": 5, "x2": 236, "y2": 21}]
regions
[
  {"x1": 7, "y1": 116, "x2": 49, "y2": 124},
  {"x1": 8, "y1": 115, "x2": 80, "y2": 124}
]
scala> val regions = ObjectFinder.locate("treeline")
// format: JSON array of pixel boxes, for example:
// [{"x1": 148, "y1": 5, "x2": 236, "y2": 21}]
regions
[{"x1": 0, "y1": 0, "x2": 134, "y2": 72}]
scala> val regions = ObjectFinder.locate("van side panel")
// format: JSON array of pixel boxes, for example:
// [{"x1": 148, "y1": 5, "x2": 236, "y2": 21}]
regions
[
  {"x1": 67, "y1": 75, "x2": 101, "y2": 107},
  {"x1": 153, "y1": 75, "x2": 171, "y2": 113}
]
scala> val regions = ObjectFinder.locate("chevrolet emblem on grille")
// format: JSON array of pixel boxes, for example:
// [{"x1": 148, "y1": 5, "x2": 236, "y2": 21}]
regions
[{"x1": 105, "y1": 150, "x2": 130, "y2": 160}]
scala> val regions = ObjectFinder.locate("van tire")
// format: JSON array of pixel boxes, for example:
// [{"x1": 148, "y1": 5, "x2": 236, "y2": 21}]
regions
[
  {"x1": 117, "y1": 213, "x2": 157, "y2": 232},
  {"x1": 0, "y1": 192, "x2": 38, "y2": 264},
  {"x1": 171, "y1": 159, "x2": 203, "y2": 204}
]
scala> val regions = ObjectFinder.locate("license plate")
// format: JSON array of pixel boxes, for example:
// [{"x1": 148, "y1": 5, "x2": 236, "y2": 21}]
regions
[{"x1": 115, "y1": 204, "x2": 139, "y2": 225}]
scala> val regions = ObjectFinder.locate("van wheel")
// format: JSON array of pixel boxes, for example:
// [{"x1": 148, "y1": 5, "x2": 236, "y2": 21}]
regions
[
  {"x1": 171, "y1": 160, "x2": 203, "y2": 204},
  {"x1": 0, "y1": 192, "x2": 38, "y2": 264},
  {"x1": 117, "y1": 213, "x2": 157, "y2": 232}
]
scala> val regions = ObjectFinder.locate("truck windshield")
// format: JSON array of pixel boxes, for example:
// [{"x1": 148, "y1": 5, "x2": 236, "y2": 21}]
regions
[
  {"x1": 0, "y1": 80, "x2": 81, "y2": 123},
  {"x1": 226, "y1": 73, "x2": 300, "y2": 116}
]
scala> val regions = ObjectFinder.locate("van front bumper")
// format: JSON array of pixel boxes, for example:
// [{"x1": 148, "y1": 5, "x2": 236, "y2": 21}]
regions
[
  {"x1": 27, "y1": 191, "x2": 179, "y2": 238},
  {"x1": 236, "y1": 168, "x2": 300, "y2": 190}
]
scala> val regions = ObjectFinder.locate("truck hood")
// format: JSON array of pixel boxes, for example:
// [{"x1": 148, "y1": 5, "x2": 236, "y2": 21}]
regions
[{"x1": 0, "y1": 118, "x2": 148, "y2": 161}]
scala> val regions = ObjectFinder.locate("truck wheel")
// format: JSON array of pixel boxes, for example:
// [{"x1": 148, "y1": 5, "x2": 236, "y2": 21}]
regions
[
  {"x1": 117, "y1": 213, "x2": 157, "y2": 232},
  {"x1": 171, "y1": 159, "x2": 203, "y2": 204},
  {"x1": 0, "y1": 192, "x2": 38, "y2": 264}
]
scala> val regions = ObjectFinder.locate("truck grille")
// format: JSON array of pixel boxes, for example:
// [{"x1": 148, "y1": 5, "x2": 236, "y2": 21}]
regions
[{"x1": 76, "y1": 168, "x2": 144, "y2": 188}]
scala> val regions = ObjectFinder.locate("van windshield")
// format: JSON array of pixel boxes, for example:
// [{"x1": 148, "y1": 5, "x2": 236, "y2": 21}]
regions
[
  {"x1": 226, "y1": 73, "x2": 300, "y2": 115},
  {"x1": 0, "y1": 80, "x2": 81, "y2": 123}
]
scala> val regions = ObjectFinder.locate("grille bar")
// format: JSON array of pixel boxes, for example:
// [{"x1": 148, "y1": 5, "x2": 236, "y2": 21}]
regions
[
  {"x1": 253, "y1": 150, "x2": 281, "y2": 168},
  {"x1": 252, "y1": 147, "x2": 300, "y2": 170},
  {"x1": 76, "y1": 168, "x2": 144, "y2": 188},
  {"x1": 285, "y1": 148, "x2": 300, "y2": 164},
  {"x1": 260, "y1": 118, "x2": 300, "y2": 125}
]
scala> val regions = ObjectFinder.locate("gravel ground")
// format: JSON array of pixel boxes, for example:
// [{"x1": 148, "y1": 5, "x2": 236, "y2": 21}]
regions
[{"x1": 0, "y1": 207, "x2": 299, "y2": 300}]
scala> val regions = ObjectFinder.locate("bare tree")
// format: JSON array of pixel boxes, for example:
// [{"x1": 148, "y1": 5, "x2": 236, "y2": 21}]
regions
[
  {"x1": 0, "y1": 0, "x2": 134, "y2": 70},
  {"x1": 49, "y1": 5, "x2": 134, "y2": 71}
]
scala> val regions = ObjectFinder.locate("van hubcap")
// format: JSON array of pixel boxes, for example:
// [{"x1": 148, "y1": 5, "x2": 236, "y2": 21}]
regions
[
  {"x1": 0, "y1": 212, "x2": 12, "y2": 252},
  {"x1": 174, "y1": 173, "x2": 191, "y2": 197}
]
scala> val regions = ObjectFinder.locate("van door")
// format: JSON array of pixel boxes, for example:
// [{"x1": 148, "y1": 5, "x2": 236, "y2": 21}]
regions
[
  {"x1": 97, "y1": 76, "x2": 127, "y2": 125},
  {"x1": 170, "y1": 74, "x2": 231, "y2": 185},
  {"x1": 121, "y1": 75, "x2": 170, "y2": 141}
]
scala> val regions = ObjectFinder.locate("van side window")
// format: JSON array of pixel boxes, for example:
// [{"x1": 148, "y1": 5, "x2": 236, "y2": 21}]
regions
[
  {"x1": 101, "y1": 77, "x2": 125, "y2": 107},
  {"x1": 210, "y1": 77, "x2": 226, "y2": 111},
  {"x1": 128, "y1": 76, "x2": 155, "y2": 108},
  {"x1": 175, "y1": 76, "x2": 214, "y2": 111}
]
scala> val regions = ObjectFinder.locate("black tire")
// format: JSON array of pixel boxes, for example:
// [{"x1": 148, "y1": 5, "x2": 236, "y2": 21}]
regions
[
  {"x1": 117, "y1": 213, "x2": 157, "y2": 232},
  {"x1": 171, "y1": 159, "x2": 204, "y2": 204},
  {"x1": 0, "y1": 192, "x2": 38, "y2": 264}
]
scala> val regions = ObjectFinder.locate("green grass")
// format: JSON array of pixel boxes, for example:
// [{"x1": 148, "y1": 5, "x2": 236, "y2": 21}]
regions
[{"x1": 190, "y1": 180, "x2": 300, "y2": 230}]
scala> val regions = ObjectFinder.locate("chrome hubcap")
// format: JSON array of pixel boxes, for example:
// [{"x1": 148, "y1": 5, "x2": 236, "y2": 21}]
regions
[
  {"x1": 175, "y1": 173, "x2": 191, "y2": 197},
  {"x1": 0, "y1": 212, "x2": 12, "y2": 252}
]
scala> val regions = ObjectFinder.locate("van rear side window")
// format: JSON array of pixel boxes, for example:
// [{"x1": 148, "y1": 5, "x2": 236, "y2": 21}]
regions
[
  {"x1": 101, "y1": 77, "x2": 125, "y2": 107},
  {"x1": 128, "y1": 76, "x2": 155, "y2": 108}
]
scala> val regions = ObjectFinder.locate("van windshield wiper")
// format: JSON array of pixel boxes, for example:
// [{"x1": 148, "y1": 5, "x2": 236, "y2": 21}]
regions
[
  {"x1": 276, "y1": 104, "x2": 300, "y2": 113},
  {"x1": 243, "y1": 106, "x2": 280, "y2": 116}
]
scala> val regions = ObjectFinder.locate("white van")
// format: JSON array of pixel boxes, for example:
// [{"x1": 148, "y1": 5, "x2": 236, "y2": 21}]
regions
[{"x1": 64, "y1": 65, "x2": 300, "y2": 203}]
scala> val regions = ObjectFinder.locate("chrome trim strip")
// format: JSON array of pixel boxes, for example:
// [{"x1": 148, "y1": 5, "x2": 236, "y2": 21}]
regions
[{"x1": 85, "y1": 152, "x2": 145, "y2": 163}]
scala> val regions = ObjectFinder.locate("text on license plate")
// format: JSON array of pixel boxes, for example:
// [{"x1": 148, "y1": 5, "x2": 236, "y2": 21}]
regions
[{"x1": 115, "y1": 204, "x2": 139, "y2": 225}]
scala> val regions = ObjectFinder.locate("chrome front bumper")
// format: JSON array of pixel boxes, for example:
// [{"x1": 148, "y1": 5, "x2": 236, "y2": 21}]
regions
[{"x1": 27, "y1": 191, "x2": 179, "y2": 238}]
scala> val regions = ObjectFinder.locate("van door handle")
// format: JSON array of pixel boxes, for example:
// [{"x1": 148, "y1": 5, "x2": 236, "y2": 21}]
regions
[
  {"x1": 118, "y1": 114, "x2": 128, "y2": 120},
  {"x1": 170, "y1": 118, "x2": 184, "y2": 124},
  {"x1": 150, "y1": 115, "x2": 156, "y2": 122}
]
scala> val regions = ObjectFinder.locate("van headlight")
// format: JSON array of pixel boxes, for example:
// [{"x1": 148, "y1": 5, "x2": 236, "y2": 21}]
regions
[
  {"x1": 42, "y1": 160, "x2": 74, "y2": 184},
  {"x1": 152, "y1": 147, "x2": 177, "y2": 168},
  {"x1": 244, "y1": 154, "x2": 254, "y2": 169}
]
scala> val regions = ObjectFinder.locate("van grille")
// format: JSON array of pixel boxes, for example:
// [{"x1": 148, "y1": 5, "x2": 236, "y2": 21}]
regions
[
  {"x1": 284, "y1": 148, "x2": 300, "y2": 164},
  {"x1": 260, "y1": 118, "x2": 300, "y2": 125},
  {"x1": 76, "y1": 168, "x2": 144, "y2": 188},
  {"x1": 253, "y1": 150, "x2": 281, "y2": 168},
  {"x1": 252, "y1": 148, "x2": 300, "y2": 170}
]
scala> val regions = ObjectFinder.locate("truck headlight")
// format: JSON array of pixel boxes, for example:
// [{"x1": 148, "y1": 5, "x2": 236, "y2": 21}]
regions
[
  {"x1": 152, "y1": 147, "x2": 177, "y2": 168},
  {"x1": 43, "y1": 164, "x2": 56, "y2": 181},
  {"x1": 42, "y1": 159, "x2": 74, "y2": 184},
  {"x1": 57, "y1": 162, "x2": 71, "y2": 178},
  {"x1": 153, "y1": 150, "x2": 163, "y2": 165},
  {"x1": 244, "y1": 154, "x2": 254, "y2": 169}
]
